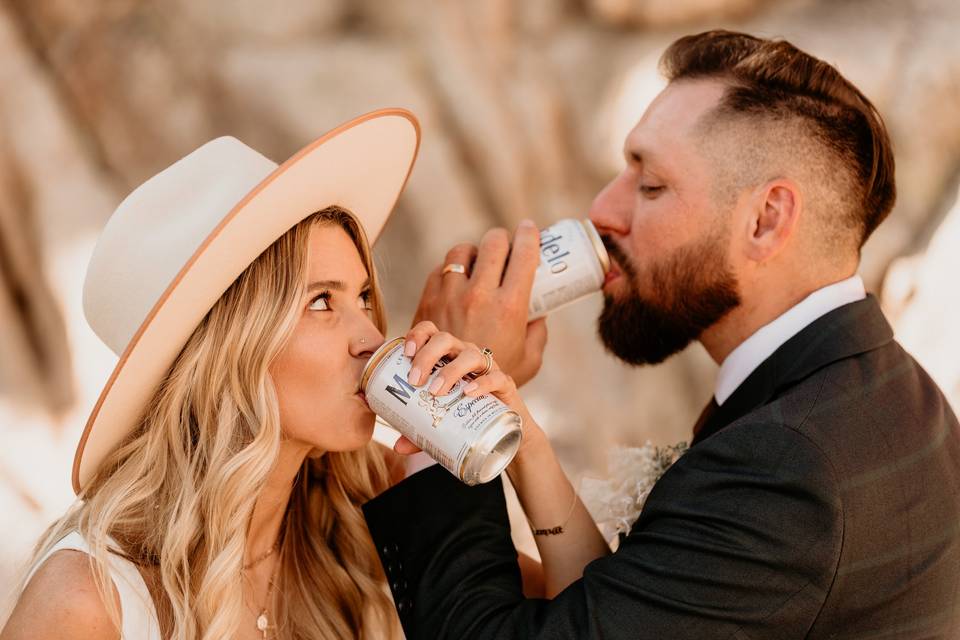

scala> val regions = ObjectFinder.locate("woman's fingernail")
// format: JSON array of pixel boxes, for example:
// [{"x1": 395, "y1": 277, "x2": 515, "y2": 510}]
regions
[
  {"x1": 520, "y1": 218, "x2": 535, "y2": 228},
  {"x1": 408, "y1": 367, "x2": 421, "y2": 385},
  {"x1": 464, "y1": 382, "x2": 479, "y2": 395},
  {"x1": 404, "y1": 340, "x2": 417, "y2": 357},
  {"x1": 429, "y1": 376, "x2": 444, "y2": 395}
]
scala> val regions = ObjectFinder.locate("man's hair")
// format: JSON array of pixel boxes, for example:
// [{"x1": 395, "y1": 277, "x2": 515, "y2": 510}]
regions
[{"x1": 660, "y1": 30, "x2": 896, "y2": 249}]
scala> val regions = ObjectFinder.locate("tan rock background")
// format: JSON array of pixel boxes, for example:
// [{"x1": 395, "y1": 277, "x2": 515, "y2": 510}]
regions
[{"x1": 1, "y1": 0, "x2": 958, "y2": 603}]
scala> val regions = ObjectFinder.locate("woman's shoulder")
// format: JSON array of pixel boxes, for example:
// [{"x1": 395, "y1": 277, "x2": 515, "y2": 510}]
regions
[{"x1": 3, "y1": 548, "x2": 119, "y2": 640}]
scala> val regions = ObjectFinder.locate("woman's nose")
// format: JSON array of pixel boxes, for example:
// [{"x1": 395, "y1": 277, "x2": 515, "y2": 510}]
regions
[{"x1": 352, "y1": 318, "x2": 385, "y2": 358}]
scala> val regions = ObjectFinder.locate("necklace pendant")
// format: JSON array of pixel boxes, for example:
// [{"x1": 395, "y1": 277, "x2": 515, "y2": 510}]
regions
[{"x1": 257, "y1": 613, "x2": 268, "y2": 633}]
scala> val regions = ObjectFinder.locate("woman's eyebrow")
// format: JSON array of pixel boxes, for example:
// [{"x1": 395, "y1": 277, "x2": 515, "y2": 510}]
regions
[{"x1": 306, "y1": 278, "x2": 370, "y2": 293}]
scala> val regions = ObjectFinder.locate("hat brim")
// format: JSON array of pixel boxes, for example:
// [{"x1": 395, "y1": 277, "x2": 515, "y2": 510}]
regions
[{"x1": 72, "y1": 108, "x2": 420, "y2": 493}]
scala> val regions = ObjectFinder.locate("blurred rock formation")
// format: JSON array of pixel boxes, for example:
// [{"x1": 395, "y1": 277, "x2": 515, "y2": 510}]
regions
[{"x1": 883, "y1": 178, "x2": 960, "y2": 411}]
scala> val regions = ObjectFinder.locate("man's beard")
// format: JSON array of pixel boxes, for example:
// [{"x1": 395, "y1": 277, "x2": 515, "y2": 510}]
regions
[{"x1": 598, "y1": 230, "x2": 741, "y2": 366}]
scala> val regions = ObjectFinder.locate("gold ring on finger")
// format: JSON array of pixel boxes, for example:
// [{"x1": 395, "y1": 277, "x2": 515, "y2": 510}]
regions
[
  {"x1": 442, "y1": 263, "x2": 467, "y2": 276},
  {"x1": 478, "y1": 347, "x2": 494, "y2": 376}
]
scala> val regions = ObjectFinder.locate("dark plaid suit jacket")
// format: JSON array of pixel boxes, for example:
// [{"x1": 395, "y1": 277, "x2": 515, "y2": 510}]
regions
[{"x1": 363, "y1": 296, "x2": 960, "y2": 638}]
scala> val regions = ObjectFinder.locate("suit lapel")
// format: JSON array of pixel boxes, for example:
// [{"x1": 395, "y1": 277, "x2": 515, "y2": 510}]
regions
[{"x1": 691, "y1": 295, "x2": 894, "y2": 446}]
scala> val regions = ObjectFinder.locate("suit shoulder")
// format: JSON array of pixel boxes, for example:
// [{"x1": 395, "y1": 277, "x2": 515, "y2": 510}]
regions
[
  {"x1": 3, "y1": 549, "x2": 119, "y2": 640},
  {"x1": 780, "y1": 341, "x2": 952, "y2": 440},
  {"x1": 689, "y1": 418, "x2": 838, "y2": 486},
  {"x1": 738, "y1": 341, "x2": 958, "y2": 490}
]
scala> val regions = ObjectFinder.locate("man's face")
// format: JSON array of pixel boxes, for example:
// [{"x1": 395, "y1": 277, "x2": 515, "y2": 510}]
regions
[{"x1": 589, "y1": 79, "x2": 743, "y2": 365}]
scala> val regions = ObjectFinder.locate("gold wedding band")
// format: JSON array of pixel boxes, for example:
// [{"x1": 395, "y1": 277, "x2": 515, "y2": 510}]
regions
[
  {"x1": 442, "y1": 263, "x2": 467, "y2": 276},
  {"x1": 478, "y1": 347, "x2": 494, "y2": 376}
]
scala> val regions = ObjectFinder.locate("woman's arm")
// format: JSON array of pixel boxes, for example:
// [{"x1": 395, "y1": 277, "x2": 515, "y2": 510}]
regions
[
  {"x1": 1, "y1": 550, "x2": 119, "y2": 640},
  {"x1": 399, "y1": 322, "x2": 611, "y2": 597},
  {"x1": 503, "y1": 427, "x2": 611, "y2": 597},
  {"x1": 517, "y1": 552, "x2": 546, "y2": 598}
]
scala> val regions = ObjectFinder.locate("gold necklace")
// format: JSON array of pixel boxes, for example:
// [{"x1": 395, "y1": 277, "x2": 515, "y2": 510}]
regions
[
  {"x1": 242, "y1": 544, "x2": 277, "y2": 571},
  {"x1": 242, "y1": 555, "x2": 281, "y2": 638}
]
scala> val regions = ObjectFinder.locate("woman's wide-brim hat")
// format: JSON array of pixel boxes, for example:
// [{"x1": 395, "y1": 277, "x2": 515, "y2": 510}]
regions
[{"x1": 73, "y1": 108, "x2": 420, "y2": 494}]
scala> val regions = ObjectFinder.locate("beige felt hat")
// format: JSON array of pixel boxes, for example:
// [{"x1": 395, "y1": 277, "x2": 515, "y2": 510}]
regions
[{"x1": 73, "y1": 108, "x2": 420, "y2": 494}]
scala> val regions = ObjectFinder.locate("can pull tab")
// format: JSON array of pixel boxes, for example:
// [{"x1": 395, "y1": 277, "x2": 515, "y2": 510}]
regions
[{"x1": 416, "y1": 385, "x2": 466, "y2": 428}]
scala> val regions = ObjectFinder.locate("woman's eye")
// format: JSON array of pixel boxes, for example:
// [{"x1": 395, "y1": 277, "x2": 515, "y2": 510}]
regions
[
  {"x1": 309, "y1": 291, "x2": 372, "y2": 312},
  {"x1": 639, "y1": 184, "x2": 665, "y2": 197},
  {"x1": 359, "y1": 291, "x2": 373, "y2": 311},
  {"x1": 309, "y1": 292, "x2": 331, "y2": 311}
]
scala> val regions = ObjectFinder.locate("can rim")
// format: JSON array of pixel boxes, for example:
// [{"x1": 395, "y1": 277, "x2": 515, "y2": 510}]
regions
[
  {"x1": 360, "y1": 336, "x2": 406, "y2": 391},
  {"x1": 580, "y1": 219, "x2": 610, "y2": 274},
  {"x1": 459, "y1": 409, "x2": 523, "y2": 483}
]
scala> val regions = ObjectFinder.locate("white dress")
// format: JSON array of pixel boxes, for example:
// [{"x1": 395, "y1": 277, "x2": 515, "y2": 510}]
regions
[{"x1": 23, "y1": 531, "x2": 162, "y2": 639}]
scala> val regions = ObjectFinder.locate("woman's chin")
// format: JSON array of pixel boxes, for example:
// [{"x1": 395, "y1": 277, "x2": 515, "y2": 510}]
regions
[
  {"x1": 299, "y1": 413, "x2": 377, "y2": 454},
  {"x1": 344, "y1": 414, "x2": 377, "y2": 450}
]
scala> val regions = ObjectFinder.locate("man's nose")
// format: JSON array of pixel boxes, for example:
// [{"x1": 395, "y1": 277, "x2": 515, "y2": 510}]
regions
[{"x1": 588, "y1": 173, "x2": 631, "y2": 236}]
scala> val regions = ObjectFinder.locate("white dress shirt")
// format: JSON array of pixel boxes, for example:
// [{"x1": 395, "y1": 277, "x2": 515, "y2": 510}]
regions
[{"x1": 714, "y1": 274, "x2": 866, "y2": 406}]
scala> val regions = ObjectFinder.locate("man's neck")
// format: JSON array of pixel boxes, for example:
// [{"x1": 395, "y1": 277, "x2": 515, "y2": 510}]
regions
[{"x1": 700, "y1": 268, "x2": 859, "y2": 365}]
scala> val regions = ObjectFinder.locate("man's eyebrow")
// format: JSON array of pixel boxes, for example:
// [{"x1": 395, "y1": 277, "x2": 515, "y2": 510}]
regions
[
  {"x1": 306, "y1": 278, "x2": 370, "y2": 293},
  {"x1": 623, "y1": 147, "x2": 648, "y2": 165},
  {"x1": 623, "y1": 147, "x2": 669, "y2": 175}
]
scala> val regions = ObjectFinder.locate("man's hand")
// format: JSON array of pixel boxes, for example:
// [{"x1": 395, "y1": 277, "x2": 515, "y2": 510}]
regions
[{"x1": 412, "y1": 219, "x2": 547, "y2": 387}]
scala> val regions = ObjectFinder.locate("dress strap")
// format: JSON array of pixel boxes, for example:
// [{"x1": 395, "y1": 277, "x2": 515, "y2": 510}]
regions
[{"x1": 24, "y1": 531, "x2": 161, "y2": 639}]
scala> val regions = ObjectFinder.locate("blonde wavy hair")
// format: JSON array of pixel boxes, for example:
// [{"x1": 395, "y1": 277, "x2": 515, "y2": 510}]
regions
[{"x1": 15, "y1": 206, "x2": 400, "y2": 638}]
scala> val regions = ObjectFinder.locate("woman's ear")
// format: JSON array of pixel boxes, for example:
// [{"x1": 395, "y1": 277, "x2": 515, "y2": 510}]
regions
[{"x1": 743, "y1": 178, "x2": 802, "y2": 263}]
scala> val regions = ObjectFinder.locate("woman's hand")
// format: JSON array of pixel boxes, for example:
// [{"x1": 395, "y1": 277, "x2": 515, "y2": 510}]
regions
[{"x1": 392, "y1": 320, "x2": 548, "y2": 457}]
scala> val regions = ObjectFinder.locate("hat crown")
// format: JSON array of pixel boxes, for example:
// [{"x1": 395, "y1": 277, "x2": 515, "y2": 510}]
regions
[{"x1": 83, "y1": 137, "x2": 278, "y2": 356}]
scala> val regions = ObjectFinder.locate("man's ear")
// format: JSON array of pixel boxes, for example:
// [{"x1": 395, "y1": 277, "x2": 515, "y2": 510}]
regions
[{"x1": 743, "y1": 178, "x2": 801, "y2": 263}]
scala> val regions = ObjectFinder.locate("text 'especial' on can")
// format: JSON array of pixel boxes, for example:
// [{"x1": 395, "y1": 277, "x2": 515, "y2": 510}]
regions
[
  {"x1": 360, "y1": 337, "x2": 523, "y2": 485},
  {"x1": 529, "y1": 218, "x2": 611, "y2": 321}
]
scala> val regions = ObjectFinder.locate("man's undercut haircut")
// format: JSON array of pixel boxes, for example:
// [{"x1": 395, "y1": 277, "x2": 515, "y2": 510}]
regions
[{"x1": 660, "y1": 30, "x2": 896, "y2": 249}]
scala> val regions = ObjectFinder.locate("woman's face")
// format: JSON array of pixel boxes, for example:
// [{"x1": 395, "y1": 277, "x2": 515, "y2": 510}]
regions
[{"x1": 270, "y1": 223, "x2": 385, "y2": 454}]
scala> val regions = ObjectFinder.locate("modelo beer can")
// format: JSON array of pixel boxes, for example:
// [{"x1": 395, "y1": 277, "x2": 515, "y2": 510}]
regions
[
  {"x1": 361, "y1": 337, "x2": 523, "y2": 485},
  {"x1": 528, "y1": 218, "x2": 610, "y2": 320}
]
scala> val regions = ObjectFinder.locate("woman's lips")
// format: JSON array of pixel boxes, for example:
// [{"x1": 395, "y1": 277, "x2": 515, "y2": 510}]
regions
[{"x1": 355, "y1": 391, "x2": 369, "y2": 407}]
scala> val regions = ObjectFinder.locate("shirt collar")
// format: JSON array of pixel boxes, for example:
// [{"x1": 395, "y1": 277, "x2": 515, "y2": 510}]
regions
[{"x1": 714, "y1": 274, "x2": 866, "y2": 406}]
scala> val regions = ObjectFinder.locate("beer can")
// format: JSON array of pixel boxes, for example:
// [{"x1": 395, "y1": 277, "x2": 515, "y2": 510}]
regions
[
  {"x1": 528, "y1": 218, "x2": 610, "y2": 320},
  {"x1": 360, "y1": 337, "x2": 523, "y2": 485}
]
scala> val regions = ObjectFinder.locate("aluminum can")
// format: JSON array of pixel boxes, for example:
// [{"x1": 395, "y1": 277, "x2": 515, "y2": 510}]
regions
[
  {"x1": 361, "y1": 337, "x2": 523, "y2": 485},
  {"x1": 528, "y1": 218, "x2": 610, "y2": 320}
]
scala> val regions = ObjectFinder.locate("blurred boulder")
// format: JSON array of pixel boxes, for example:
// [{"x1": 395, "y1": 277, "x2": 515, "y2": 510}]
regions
[
  {"x1": 586, "y1": 0, "x2": 771, "y2": 27},
  {"x1": 883, "y1": 181, "x2": 960, "y2": 411},
  {"x1": 173, "y1": 0, "x2": 350, "y2": 44},
  {"x1": 0, "y1": 135, "x2": 72, "y2": 415},
  {"x1": 7, "y1": 0, "x2": 217, "y2": 187}
]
